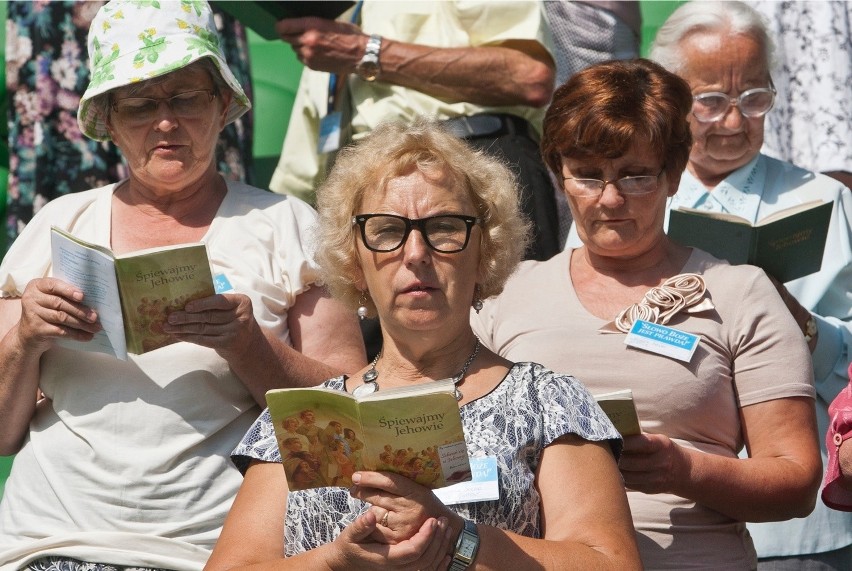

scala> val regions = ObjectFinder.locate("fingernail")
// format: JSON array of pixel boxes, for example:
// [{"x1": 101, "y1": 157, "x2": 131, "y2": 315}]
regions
[{"x1": 352, "y1": 473, "x2": 361, "y2": 484}]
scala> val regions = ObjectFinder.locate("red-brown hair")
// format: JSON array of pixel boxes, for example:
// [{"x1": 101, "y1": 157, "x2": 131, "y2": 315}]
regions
[{"x1": 542, "y1": 58, "x2": 693, "y2": 178}]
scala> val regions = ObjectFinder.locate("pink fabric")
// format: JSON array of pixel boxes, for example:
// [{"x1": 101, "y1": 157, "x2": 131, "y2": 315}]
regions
[{"x1": 823, "y1": 363, "x2": 852, "y2": 511}]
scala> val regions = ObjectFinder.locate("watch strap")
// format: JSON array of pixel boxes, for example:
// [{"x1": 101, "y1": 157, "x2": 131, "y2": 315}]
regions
[{"x1": 355, "y1": 33, "x2": 382, "y2": 81}]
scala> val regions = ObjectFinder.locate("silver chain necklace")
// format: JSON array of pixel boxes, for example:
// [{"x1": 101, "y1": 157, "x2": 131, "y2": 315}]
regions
[{"x1": 352, "y1": 337, "x2": 481, "y2": 401}]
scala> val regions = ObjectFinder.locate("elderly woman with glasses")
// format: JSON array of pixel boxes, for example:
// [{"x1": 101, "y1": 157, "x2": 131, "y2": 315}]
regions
[
  {"x1": 206, "y1": 119, "x2": 642, "y2": 570},
  {"x1": 472, "y1": 57, "x2": 821, "y2": 570},
  {"x1": 648, "y1": 2, "x2": 852, "y2": 568},
  {"x1": 0, "y1": 1, "x2": 366, "y2": 569}
]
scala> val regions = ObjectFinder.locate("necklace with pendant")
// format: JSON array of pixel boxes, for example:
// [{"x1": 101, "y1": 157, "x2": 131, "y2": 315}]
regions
[{"x1": 352, "y1": 337, "x2": 481, "y2": 401}]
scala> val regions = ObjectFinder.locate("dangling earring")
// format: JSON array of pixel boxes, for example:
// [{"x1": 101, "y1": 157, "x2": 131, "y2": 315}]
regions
[
  {"x1": 472, "y1": 285, "x2": 483, "y2": 314},
  {"x1": 357, "y1": 290, "x2": 369, "y2": 320}
]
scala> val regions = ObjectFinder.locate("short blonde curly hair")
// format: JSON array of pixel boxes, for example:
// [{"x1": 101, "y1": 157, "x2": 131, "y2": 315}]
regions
[{"x1": 315, "y1": 118, "x2": 531, "y2": 316}]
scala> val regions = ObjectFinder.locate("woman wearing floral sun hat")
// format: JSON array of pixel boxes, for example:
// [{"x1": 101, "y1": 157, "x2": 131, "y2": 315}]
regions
[{"x1": 0, "y1": 1, "x2": 366, "y2": 569}]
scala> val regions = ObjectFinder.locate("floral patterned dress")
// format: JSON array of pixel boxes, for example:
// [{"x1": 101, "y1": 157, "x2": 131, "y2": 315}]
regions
[
  {"x1": 753, "y1": 0, "x2": 852, "y2": 175},
  {"x1": 4, "y1": 0, "x2": 254, "y2": 252},
  {"x1": 232, "y1": 362, "x2": 621, "y2": 556}
]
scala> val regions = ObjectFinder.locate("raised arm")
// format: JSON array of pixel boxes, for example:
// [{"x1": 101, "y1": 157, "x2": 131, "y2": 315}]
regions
[
  {"x1": 205, "y1": 461, "x2": 453, "y2": 571},
  {"x1": 165, "y1": 284, "x2": 366, "y2": 406},
  {"x1": 347, "y1": 436, "x2": 640, "y2": 570},
  {"x1": 275, "y1": 17, "x2": 554, "y2": 108},
  {"x1": 619, "y1": 396, "x2": 821, "y2": 522}
]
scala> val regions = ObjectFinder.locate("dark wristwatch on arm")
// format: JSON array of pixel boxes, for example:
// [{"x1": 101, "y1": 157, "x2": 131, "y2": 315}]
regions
[
  {"x1": 449, "y1": 519, "x2": 480, "y2": 570},
  {"x1": 355, "y1": 33, "x2": 382, "y2": 81}
]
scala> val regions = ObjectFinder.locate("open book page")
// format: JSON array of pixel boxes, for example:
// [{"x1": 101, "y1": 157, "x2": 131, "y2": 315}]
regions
[
  {"x1": 50, "y1": 227, "x2": 128, "y2": 359},
  {"x1": 673, "y1": 200, "x2": 825, "y2": 226},
  {"x1": 49, "y1": 227, "x2": 214, "y2": 358},
  {"x1": 266, "y1": 379, "x2": 471, "y2": 491},
  {"x1": 757, "y1": 200, "x2": 826, "y2": 225},
  {"x1": 113, "y1": 243, "x2": 214, "y2": 354},
  {"x1": 594, "y1": 389, "x2": 641, "y2": 436}
]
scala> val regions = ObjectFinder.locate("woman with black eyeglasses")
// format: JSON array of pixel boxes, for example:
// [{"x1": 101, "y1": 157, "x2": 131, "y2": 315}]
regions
[
  {"x1": 651, "y1": 3, "x2": 852, "y2": 569},
  {"x1": 206, "y1": 119, "x2": 641, "y2": 570},
  {"x1": 471, "y1": 57, "x2": 821, "y2": 570}
]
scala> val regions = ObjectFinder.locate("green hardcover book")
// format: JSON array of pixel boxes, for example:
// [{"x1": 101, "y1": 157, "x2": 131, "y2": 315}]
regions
[
  {"x1": 266, "y1": 379, "x2": 472, "y2": 491},
  {"x1": 594, "y1": 389, "x2": 641, "y2": 437},
  {"x1": 50, "y1": 226, "x2": 215, "y2": 359},
  {"x1": 668, "y1": 200, "x2": 832, "y2": 282},
  {"x1": 212, "y1": 1, "x2": 354, "y2": 40}
]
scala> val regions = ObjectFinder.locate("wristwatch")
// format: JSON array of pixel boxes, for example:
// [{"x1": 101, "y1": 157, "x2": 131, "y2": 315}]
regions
[
  {"x1": 449, "y1": 519, "x2": 480, "y2": 571},
  {"x1": 355, "y1": 33, "x2": 382, "y2": 81}
]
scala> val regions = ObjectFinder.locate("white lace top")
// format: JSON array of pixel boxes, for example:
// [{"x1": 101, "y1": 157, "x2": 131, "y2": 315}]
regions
[{"x1": 232, "y1": 362, "x2": 621, "y2": 555}]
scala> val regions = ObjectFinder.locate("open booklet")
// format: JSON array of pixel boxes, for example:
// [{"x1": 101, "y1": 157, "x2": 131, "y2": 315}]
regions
[
  {"x1": 594, "y1": 389, "x2": 641, "y2": 436},
  {"x1": 266, "y1": 378, "x2": 472, "y2": 491},
  {"x1": 50, "y1": 227, "x2": 215, "y2": 360},
  {"x1": 668, "y1": 200, "x2": 832, "y2": 282}
]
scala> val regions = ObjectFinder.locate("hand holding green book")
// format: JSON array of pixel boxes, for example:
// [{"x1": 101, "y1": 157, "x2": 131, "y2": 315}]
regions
[{"x1": 668, "y1": 200, "x2": 832, "y2": 282}]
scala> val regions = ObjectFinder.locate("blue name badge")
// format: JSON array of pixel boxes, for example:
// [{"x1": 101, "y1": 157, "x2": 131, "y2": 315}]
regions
[
  {"x1": 625, "y1": 319, "x2": 700, "y2": 362},
  {"x1": 213, "y1": 273, "x2": 234, "y2": 294},
  {"x1": 432, "y1": 456, "x2": 499, "y2": 506},
  {"x1": 318, "y1": 111, "x2": 343, "y2": 154}
]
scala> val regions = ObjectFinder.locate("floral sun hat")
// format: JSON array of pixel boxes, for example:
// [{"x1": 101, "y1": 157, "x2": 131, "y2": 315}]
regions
[{"x1": 78, "y1": 0, "x2": 251, "y2": 141}]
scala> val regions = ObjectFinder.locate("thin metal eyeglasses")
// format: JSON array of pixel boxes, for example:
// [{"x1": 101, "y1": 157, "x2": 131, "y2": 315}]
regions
[
  {"x1": 692, "y1": 81, "x2": 776, "y2": 123},
  {"x1": 563, "y1": 167, "x2": 666, "y2": 198},
  {"x1": 352, "y1": 214, "x2": 480, "y2": 253},
  {"x1": 111, "y1": 90, "x2": 217, "y2": 125}
]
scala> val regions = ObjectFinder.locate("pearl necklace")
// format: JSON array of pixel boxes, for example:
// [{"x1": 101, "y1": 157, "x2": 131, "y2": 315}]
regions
[{"x1": 352, "y1": 337, "x2": 482, "y2": 401}]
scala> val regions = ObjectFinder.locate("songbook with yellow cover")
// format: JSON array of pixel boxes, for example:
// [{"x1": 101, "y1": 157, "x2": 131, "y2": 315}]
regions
[{"x1": 266, "y1": 379, "x2": 472, "y2": 491}]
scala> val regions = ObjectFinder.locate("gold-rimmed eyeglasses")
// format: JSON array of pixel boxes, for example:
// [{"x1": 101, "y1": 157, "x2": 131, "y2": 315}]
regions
[
  {"x1": 111, "y1": 90, "x2": 217, "y2": 125},
  {"x1": 562, "y1": 167, "x2": 666, "y2": 198}
]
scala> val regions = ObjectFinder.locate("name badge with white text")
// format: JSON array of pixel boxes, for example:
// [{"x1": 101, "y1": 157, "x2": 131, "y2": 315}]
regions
[
  {"x1": 625, "y1": 319, "x2": 700, "y2": 362},
  {"x1": 433, "y1": 456, "x2": 499, "y2": 505}
]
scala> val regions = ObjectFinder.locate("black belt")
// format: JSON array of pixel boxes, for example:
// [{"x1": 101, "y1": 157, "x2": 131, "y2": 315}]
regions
[{"x1": 441, "y1": 113, "x2": 538, "y2": 142}]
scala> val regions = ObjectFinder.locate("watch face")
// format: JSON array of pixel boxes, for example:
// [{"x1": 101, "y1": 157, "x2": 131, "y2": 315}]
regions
[
  {"x1": 357, "y1": 60, "x2": 380, "y2": 81},
  {"x1": 458, "y1": 538, "x2": 477, "y2": 558}
]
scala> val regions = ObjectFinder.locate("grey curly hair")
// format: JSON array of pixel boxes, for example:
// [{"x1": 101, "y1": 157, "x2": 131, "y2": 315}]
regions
[
  {"x1": 314, "y1": 118, "x2": 531, "y2": 317},
  {"x1": 649, "y1": 1, "x2": 775, "y2": 75}
]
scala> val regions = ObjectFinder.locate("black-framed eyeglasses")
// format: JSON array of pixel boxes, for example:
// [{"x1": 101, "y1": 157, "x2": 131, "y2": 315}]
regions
[
  {"x1": 692, "y1": 80, "x2": 776, "y2": 123},
  {"x1": 562, "y1": 167, "x2": 666, "y2": 198},
  {"x1": 352, "y1": 214, "x2": 480, "y2": 253},
  {"x1": 111, "y1": 89, "x2": 217, "y2": 125}
]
